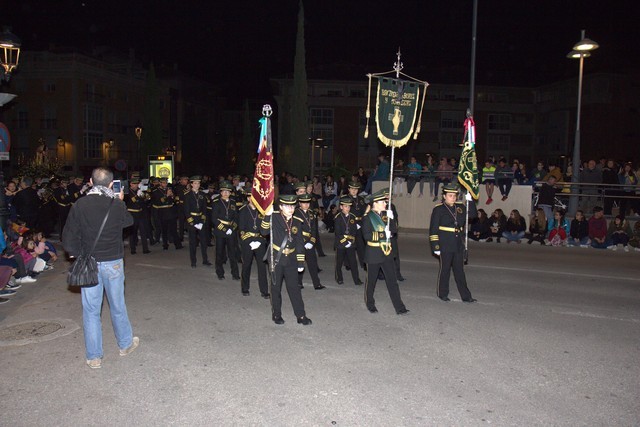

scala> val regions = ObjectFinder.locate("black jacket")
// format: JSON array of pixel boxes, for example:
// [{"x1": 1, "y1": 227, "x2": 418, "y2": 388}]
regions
[{"x1": 62, "y1": 194, "x2": 133, "y2": 262}]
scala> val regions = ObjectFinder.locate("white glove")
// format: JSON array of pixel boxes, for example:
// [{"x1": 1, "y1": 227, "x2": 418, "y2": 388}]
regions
[
  {"x1": 385, "y1": 227, "x2": 391, "y2": 239},
  {"x1": 249, "y1": 241, "x2": 261, "y2": 250},
  {"x1": 137, "y1": 189, "x2": 144, "y2": 197},
  {"x1": 194, "y1": 223, "x2": 203, "y2": 230},
  {"x1": 297, "y1": 267, "x2": 304, "y2": 272},
  {"x1": 356, "y1": 224, "x2": 361, "y2": 230},
  {"x1": 226, "y1": 229, "x2": 232, "y2": 235},
  {"x1": 304, "y1": 242, "x2": 313, "y2": 250},
  {"x1": 345, "y1": 241, "x2": 352, "y2": 248},
  {"x1": 434, "y1": 251, "x2": 441, "y2": 256},
  {"x1": 265, "y1": 206, "x2": 274, "y2": 216},
  {"x1": 465, "y1": 192, "x2": 473, "y2": 201},
  {"x1": 387, "y1": 209, "x2": 394, "y2": 219}
]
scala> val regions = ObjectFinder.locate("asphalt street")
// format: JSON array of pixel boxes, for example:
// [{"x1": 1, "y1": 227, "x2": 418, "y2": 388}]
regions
[{"x1": 1, "y1": 232, "x2": 639, "y2": 426}]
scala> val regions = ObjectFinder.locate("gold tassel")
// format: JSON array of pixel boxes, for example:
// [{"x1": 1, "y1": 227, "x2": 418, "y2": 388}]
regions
[
  {"x1": 364, "y1": 127, "x2": 369, "y2": 138},
  {"x1": 364, "y1": 73, "x2": 373, "y2": 138},
  {"x1": 413, "y1": 83, "x2": 429, "y2": 140}
]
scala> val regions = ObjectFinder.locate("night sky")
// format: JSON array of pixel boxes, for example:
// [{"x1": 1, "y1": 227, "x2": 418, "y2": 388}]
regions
[{"x1": 6, "y1": 1, "x2": 639, "y2": 99}]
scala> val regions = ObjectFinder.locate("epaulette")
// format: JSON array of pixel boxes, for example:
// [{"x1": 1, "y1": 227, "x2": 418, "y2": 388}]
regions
[{"x1": 293, "y1": 215, "x2": 304, "y2": 222}]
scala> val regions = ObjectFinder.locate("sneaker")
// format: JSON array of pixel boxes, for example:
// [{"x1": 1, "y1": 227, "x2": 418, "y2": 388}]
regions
[
  {"x1": 0, "y1": 289, "x2": 17, "y2": 297},
  {"x1": 607, "y1": 245, "x2": 616, "y2": 250},
  {"x1": 5, "y1": 281, "x2": 21, "y2": 290},
  {"x1": 624, "y1": 246, "x2": 629, "y2": 252},
  {"x1": 16, "y1": 276, "x2": 37, "y2": 284},
  {"x1": 119, "y1": 336, "x2": 139, "y2": 356},
  {"x1": 0, "y1": 297, "x2": 9, "y2": 304},
  {"x1": 43, "y1": 265, "x2": 54, "y2": 271},
  {"x1": 86, "y1": 358, "x2": 102, "y2": 369},
  {"x1": 635, "y1": 247, "x2": 640, "y2": 252},
  {"x1": 501, "y1": 195, "x2": 508, "y2": 201},
  {"x1": 486, "y1": 198, "x2": 493, "y2": 205},
  {"x1": 580, "y1": 244, "x2": 589, "y2": 248}
]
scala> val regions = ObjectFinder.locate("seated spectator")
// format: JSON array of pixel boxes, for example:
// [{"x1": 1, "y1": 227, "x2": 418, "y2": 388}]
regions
[
  {"x1": 513, "y1": 160, "x2": 527, "y2": 185},
  {"x1": 568, "y1": 210, "x2": 590, "y2": 247},
  {"x1": 392, "y1": 159, "x2": 406, "y2": 196},
  {"x1": 543, "y1": 162, "x2": 563, "y2": 182},
  {"x1": 481, "y1": 160, "x2": 496, "y2": 205},
  {"x1": 618, "y1": 162, "x2": 638, "y2": 217},
  {"x1": 405, "y1": 156, "x2": 422, "y2": 197},
  {"x1": 30, "y1": 230, "x2": 58, "y2": 264},
  {"x1": 546, "y1": 209, "x2": 570, "y2": 246},
  {"x1": 529, "y1": 161, "x2": 547, "y2": 185},
  {"x1": 527, "y1": 208, "x2": 547, "y2": 245},
  {"x1": 433, "y1": 157, "x2": 454, "y2": 201},
  {"x1": 364, "y1": 153, "x2": 390, "y2": 194},
  {"x1": 495, "y1": 158, "x2": 513, "y2": 201},
  {"x1": 628, "y1": 221, "x2": 640, "y2": 252},
  {"x1": 589, "y1": 206, "x2": 610, "y2": 249},
  {"x1": 607, "y1": 214, "x2": 632, "y2": 252},
  {"x1": 487, "y1": 208, "x2": 507, "y2": 243},
  {"x1": 11, "y1": 234, "x2": 47, "y2": 276},
  {"x1": 322, "y1": 204, "x2": 338, "y2": 233},
  {"x1": 469, "y1": 209, "x2": 491, "y2": 242},
  {"x1": 418, "y1": 154, "x2": 435, "y2": 198},
  {"x1": 322, "y1": 175, "x2": 338, "y2": 209},
  {"x1": 502, "y1": 209, "x2": 526, "y2": 243}
]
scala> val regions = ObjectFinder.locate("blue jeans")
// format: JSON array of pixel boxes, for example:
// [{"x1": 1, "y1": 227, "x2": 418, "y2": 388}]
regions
[
  {"x1": 568, "y1": 236, "x2": 590, "y2": 246},
  {"x1": 502, "y1": 231, "x2": 525, "y2": 242},
  {"x1": 81, "y1": 259, "x2": 133, "y2": 360}
]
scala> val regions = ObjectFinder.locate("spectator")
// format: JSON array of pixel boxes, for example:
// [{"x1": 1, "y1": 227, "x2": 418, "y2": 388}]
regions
[
  {"x1": 527, "y1": 208, "x2": 547, "y2": 245},
  {"x1": 568, "y1": 210, "x2": 590, "y2": 247},
  {"x1": 433, "y1": 157, "x2": 454, "y2": 202},
  {"x1": 628, "y1": 221, "x2": 640, "y2": 252},
  {"x1": 589, "y1": 206, "x2": 609, "y2": 249},
  {"x1": 405, "y1": 156, "x2": 422, "y2": 197},
  {"x1": 311, "y1": 176, "x2": 323, "y2": 199},
  {"x1": 469, "y1": 209, "x2": 491, "y2": 242},
  {"x1": 502, "y1": 209, "x2": 526, "y2": 243},
  {"x1": 618, "y1": 162, "x2": 638, "y2": 217},
  {"x1": 580, "y1": 160, "x2": 602, "y2": 213},
  {"x1": 536, "y1": 175, "x2": 558, "y2": 220},
  {"x1": 419, "y1": 154, "x2": 436, "y2": 198},
  {"x1": 487, "y1": 208, "x2": 507, "y2": 243},
  {"x1": 5, "y1": 180, "x2": 18, "y2": 221},
  {"x1": 323, "y1": 175, "x2": 338, "y2": 209},
  {"x1": 602, "y1": 159, "x2": 620, "y2": 215},
  {"x1": 337, "y1": 175, "x2": 349, "y2": 197},
  {"x1": 356, "y1": 167, "x2": 368, "y2": 190},
  {"x1": 530, "y1": 161, "x2": 547, "y2": 185},
  {"x1": 364, "y1": 153, "x2": 390, "y2": 194},
  {"x1": 513, "y1": 160, "x2": 526, "y2": 185},
  {"x1": 322, "y1": 204, "x2": 338, "y2": 233},
  {"x1": 495, "y1": 158, "x2": 513, "y2": 201},
  {"x1": 546, "y1": 209, "x2": 570, "y2": 246},
  {"x1": 543, "y1": 162, "x2": 563, "y2": 182},
  {"x1": 392, "y1": 160, "x2": 406, "y2": 196},
  {"x1": 607, "y1": 214, "x2": 632, "y2": 252},
  {"x1": 12, "y1": 177, "x2": 41, "y2": 229},
  {"x1": 481, "y1": 159, "x2": 496, "y2": 204}
]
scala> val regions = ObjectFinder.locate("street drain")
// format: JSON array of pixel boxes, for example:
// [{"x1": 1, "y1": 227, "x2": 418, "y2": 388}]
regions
[{"x1": 0, "y1": 319, "x2": 80, "y2": 347}]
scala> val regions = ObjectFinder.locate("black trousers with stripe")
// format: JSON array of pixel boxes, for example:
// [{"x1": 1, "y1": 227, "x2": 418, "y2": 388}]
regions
[
  {"x1": 365, "y1": 258, "x2": 406, "y2": 313},
  {"x1": 437, "y1": 250, "x2": 472, "y2": 300}
]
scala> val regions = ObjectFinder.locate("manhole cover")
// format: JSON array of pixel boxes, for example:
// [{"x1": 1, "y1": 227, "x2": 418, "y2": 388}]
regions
[{"x1": 0, "y1": 319, "x2": 80, "y2": 347}]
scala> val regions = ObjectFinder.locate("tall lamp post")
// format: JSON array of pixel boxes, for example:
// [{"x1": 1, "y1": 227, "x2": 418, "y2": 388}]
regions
[
  {"x1": 567, "y1": 30, "x2": 599, "y2": 216},
  {"x1": 134, "y1": 123, "x2": 143, "y2": 172},
  {"x1": 0, "y1": 27, "x2": 21, "y2": 231}
]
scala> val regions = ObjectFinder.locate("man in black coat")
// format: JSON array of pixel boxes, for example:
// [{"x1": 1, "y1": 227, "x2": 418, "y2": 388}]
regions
[
  {"x1": 296, "y1": 193, "x2": 325, "y2": 290},
  {"x1": 183, "y1": 176, "x2": 210, "y2": 267},
  {"x1": 238, "y1": 191, "x2": 269, "y2": 298},
  {"x1": 13, "y1": 177, "x2": 40, "y2": 229},
  {"x1": 334, "y1": 196, "x2": 362, "y2": 286},
  {"x1": 124, "y1": 178, "x2": 151, "y2": 255},
  {"x1": 211, "y1": 180, "x2": 239, "y2": 280}
]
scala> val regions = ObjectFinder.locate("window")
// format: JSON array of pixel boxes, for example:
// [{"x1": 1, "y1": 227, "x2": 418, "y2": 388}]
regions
[
  {"x1": 41, "y1": 107, "x2": 57, "y2": 130},
  {"x1": 350, "y1": 89, "x2": 366, "y2": 98},
  {"x1": 487, "y1": 134, "x2": 510, "y2": 151},
  {"x1": 84, "y1": 104, "x2": 104, "y2": 159},
  {"x1": 439, "y1": 132, "x2": 463, "y2": 149},
  {"x1": 17, "y1": 111, "x2": 29, "y2": 129},
  {"x1": 488, "y1": 114, "x2": 511, "y2": 132},
  {"x1": 309, "y1": 108, "x2": 334, "y2": 168},
  {"x1": 326, "y1": 89, "x2": 343, "y2": 97},
  {"x1": 44, "y1": 83, "x2": 56, "y2": 93},
  {"x1": 440, "y1": 111, "x2": 465, "y2": 131}
]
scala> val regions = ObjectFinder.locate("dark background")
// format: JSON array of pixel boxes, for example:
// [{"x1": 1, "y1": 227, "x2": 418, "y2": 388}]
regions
[{"x1": 6, "y1": 0, "x2": 639, "y2": 101}]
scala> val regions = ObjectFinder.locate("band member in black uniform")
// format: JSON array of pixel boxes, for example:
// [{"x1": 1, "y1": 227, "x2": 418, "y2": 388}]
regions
[
  {"x1": 429, "y1": 183, "x2": 477, "y2": 303},
  {"x1": 211, "y1": 180, "x2": 240, "y2": 280},
  {"x1": 260, "y1": 194, "x2": 312, "y2": 325},
  {"x1": 362, "y1": 188, "x2": 409, "y2": 314},
  {"x1": 124, "y1": 178, "x2": 151, "y2": 255},
  {"x1": 238, "y1": 190, "x2": 269, "y2": 298},
  {"x1": 67, "y1": 176, "x2": 87, "y2": 202},
  {"x1": 334, "y1": 196, "x2": 363, "y2": 286},
  {"x1": 389, "y1": 202, "x2": 405, "y2": 281},
  {"x1": 149, "y1": 177, "x2": 162, "y2": 242},
  {"x1": 296, "y1": 193, "x2": 325, "y2": 290},
  {"x1": 183, "y1": 176, "x2": 211, "y2": 268},
  {"x1": 205, "y1": 182, "x2": 219, "y2": 247},
  {"x1": 39, "y1": 179, "x2": 57, "y2": 238},
  {"x1": 347, "y1": 180, "x2": 368, "y2": 269},
  {"x1": 53, "y1": 177, "x2": 73, "y2": 237},
  {"x1": 305, "y1": 181, "x2": 326, "y2": 257},
  {"x1": 151, "y1": 177, "x2": 183, "y2": 250},
  {"x1": 174, "y1": 175, "x2": 190, "y2": 244}
]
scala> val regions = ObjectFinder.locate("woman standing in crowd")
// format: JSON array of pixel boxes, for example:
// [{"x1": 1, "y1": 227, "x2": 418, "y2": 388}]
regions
[{"x1": 502, "y1": 209, "x2": 526, "y2": 244}]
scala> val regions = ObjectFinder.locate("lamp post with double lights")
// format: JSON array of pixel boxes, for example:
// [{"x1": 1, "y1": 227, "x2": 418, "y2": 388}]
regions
[
  {"x1": 0, "y1": 27, "x2": 20, "y2": 230},
  {"x1": 567, "y1": 30, "x2": 599, "y2": 216}
]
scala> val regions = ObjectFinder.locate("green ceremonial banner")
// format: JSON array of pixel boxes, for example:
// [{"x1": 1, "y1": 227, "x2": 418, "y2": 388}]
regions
[
  {"x1": 375, "y1": 78, "x2": 421, "y2": 147},
  {"x1": 457, "y1": 118, "x2": 480, "y2": 199}
]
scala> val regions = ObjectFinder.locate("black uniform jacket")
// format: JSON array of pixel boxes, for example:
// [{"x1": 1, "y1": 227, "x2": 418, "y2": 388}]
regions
[
  {"x1": 334, "y1": 212, "x2": 357, "y2": 249},
  {"x1": 362, "y1": 210, "x2": 396, "y2": 264},
  {"x1": 183, "y1": 190, "x2": 208, "y2": 226},
  {"x1": 211, "y1": 197, "x2": 238, "y2": 237},
  {"x1": 238, "y1": 204, "x2": 265, "y2": 244},
  {"x1": 429, "y1": 201, "x2": 477, "y2": 253},
  {"x1": 260, "y1": 211, "x2": 305, "y2": 268}
]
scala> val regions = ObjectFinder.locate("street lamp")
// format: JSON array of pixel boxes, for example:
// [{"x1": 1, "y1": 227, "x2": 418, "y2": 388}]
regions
[
  {"x1": 104, "y1": 139, "x2": 114, "y2": 165},
  {"x1": 309, "y1": 136, "x2": 323, "y2": 178},
  {"x1": 57, "y1": 136, "x2": 66, "y2": 165},
  {"x1": 567, "y1": 30, "x2": 598, "y2": 216},
  {"x1": 0, "y1": 27, "x2": 20, "y2": 82},
  {"x1": 134, "y1": 123, "x2": 142, "y2": 171}
]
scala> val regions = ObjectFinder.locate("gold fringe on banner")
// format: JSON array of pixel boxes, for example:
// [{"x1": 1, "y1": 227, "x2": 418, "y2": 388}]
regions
[
  {"x1": 413, "y1": 82, "x2": 429, "y2": 139},
  {"x1": 364, "y1": 73, "x2": 373, "y2": 138}
]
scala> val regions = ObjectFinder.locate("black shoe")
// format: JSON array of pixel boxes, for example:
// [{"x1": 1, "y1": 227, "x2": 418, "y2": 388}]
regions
[
  {"x1": 463, "y1": 298, "x2": 478, "y2": 303},
  {"x1": 299, "y1": 284, "x2": 304, "y2": 289},
  {"x1": 345, "y1": 265, "x2": 350, "y2": 271},
  {"x1": 486, "y1": 238, "x2": 493, "y2": 243},
  {"x1": 439, "y1": 296, "x2": 451, "y2": 302},
  {"x1": 131, "y1": 250, "x2": 137, "y2": 255},
  {"x1": 242, "y1": 290, "x2": 250, "y2": 296},
  {"x1": 203, "y1": 261, "x2": 212, "y2": 266},
  {"x1": 317, "y1": 268, "x2": 322, "y2": 273},
  {"x1": 314, "y1": 285, "x2": 326, "y2": 290},
  {"x1": 355, "y1": 280, "x2": 363, "y2": 286},
  {"x1": 318, "y1": 253, "x2": 327, "y2": 257},
  {"x1": 232, "y1": 276, "x2": 240, "y2": 281},
  {"x1": 397, "y1": 308, "x2": 410, "y2": 315},
  {"x1": 337, "y1": 280, "x2": 344, "y2": 285},
  {"x1": 191, "y1": 264, "x2": 196, "y2": 268},
  {"x1": 368, "y1": 306, "x2": 378, "y2": 313},
  {"x1": 273, "y1": 316, "x2": 285, "y2": 325},
  {"x1": 297, "y1": 316, "x2": 312, "y2": 325},
  {"x1": 397, "y1": 275, "x2": 406, "y2": 282},
  {"x1": 143, "y1": 250, "x2": 151, "y2": 254},
  {"x1": 217, "y1": 275, "x2": 225, "y2": 280},
  {"x1": 175, "y1": 244, "x2": 183, "y2": 250},
  {"x1": 163, "y1": 246, "x2": 169, "y2": 250},
  {"x1": 207, "y1": 243, "x2": 214, "y2": 247},
  {"x1": 261, "y1": 293, "x2": 270, "y2": 299}
]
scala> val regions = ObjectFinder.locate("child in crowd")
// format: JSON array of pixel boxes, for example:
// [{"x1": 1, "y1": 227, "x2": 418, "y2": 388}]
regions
[
  {"x1": 487, "y1": 208, "x2": 506, "y2": 243},
  {"x1": 568, "y1": 210, "x2": 590, "y2": 247},
  {"x1": 589, "y1": 206, "x2": 609, "y2": 249},
  {"x1": 527, "y1": 208, "x2": 547, "y2": 245},
  {"x1": 502, "y1": 209, "x2": 526, "y2": 243},
  {"x1": 11, "y1": 234, "x2": 46, "y2": 276},
  {"x1": 546, "y1": 209, "x2": 570, "y2": 246},
  {"x1": 469, "y1": 209, "x2": 491, "y2": 242},
  {"x1": 31, "y1": 230, "x2": 58, "y2": 264},
  {"x1": 607, "y1": 215, "x2": 632, "y2": 252}
]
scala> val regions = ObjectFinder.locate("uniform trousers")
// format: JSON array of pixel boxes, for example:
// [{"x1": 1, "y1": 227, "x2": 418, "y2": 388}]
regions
[
  {"x1": 365, "y1": 258, "x2": 406, "y2": 312},
  {"x1": 335, "y1": 247, "x2": 360, "y2": 284},
  {"x1": 298, "y1": 247, "x2": 321, "y2": 287},
  {"x1": 129, "y1": 214, "x2": 150, "y2": 253},
  {"x1": 215, "y1": 234, "x2": 239, "y2": 278},
  {"x1": 188, "y1": 225, "x2": 209, "y2": 265},
  {"x1": 158, "y1": 210, "x2": 180, "y2": 249},
  {"x1": 241, "y1": 242, "x2": 268, "y2": 294},
  {"x1": 271, "y1": 262, "x2": 306, "y2": 318},
  {"x1": 437, "y1": 250, "x2": 472, "y2": 300},
  {"x1": 314, "y1": 221, "x2": 326, "y2": 256},
  {"x1": 355, "y1": 229, "x2": 366, "y2": 268}
]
